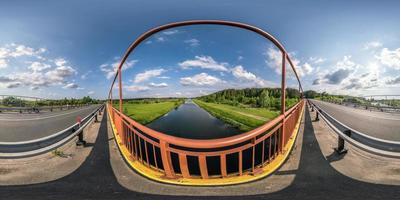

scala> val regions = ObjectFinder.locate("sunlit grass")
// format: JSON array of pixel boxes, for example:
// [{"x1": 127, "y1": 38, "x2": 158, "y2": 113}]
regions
[
  {"x1": 114, "y1": 100, "x2": 183, "y2": 124},
  {"x1": 193, "y1": 99, "x2": 280, "y2": 132}
]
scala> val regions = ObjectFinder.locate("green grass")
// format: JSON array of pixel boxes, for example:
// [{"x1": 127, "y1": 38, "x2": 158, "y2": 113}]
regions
[
  {"x1": 114, "y1": 100, "x2": 183, "y2": 124},
  {"x1": 193, "y1": 99, "x2": 279, "y2": 132}
]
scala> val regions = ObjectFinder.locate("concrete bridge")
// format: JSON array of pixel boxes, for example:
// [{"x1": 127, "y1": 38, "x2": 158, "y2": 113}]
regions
[{"x1": 0, "y1": 20, "x2": 399, "y2": 199}]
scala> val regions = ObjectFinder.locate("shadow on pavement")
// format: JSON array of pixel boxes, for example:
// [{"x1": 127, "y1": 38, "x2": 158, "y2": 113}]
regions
[
  {"x1": 326, "y1": 151, "x2": 346, "y2": 163},
  {"x1": 0, "y1": 108, "x2": 399, "y2": 200}
]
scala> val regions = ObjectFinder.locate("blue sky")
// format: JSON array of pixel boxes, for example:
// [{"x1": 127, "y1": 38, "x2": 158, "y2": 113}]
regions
[{"x1": 1, "y1": 0, "x2": 400, "y2": 99}]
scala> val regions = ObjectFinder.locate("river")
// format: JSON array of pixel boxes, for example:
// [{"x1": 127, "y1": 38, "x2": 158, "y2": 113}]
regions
[{"x1": 146, "y1": 99, "x2": 242, "y2": 139}]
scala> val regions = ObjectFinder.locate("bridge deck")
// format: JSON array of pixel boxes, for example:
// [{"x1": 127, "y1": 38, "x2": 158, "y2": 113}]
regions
[{"x1": 0, "y1": 107, "x2": 399, "y2": 199}]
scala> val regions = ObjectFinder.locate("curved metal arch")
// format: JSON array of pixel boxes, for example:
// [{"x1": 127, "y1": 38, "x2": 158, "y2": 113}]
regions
[{"x1": 108, "y1": 20, "x2": 303, "y2": 100}]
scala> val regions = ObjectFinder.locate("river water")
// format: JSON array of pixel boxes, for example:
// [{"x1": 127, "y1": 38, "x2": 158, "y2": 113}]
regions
[{"x1": 146, "y1": 99, "x2": 242, "y2": 139}]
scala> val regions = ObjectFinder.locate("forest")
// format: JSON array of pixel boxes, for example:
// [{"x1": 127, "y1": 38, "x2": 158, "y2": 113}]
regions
[{"x1": 196, "y1": 87, "x2": 301, "y2": 111}]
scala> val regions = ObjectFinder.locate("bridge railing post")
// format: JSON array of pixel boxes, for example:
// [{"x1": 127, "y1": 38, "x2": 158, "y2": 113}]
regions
[
  {"x1": 335, "y1": 130, "x2": 351, "y2": 155},
  {"x1": 76, "y1": 116, "x2": 86, "y2": 146},
  {"x1": 159, "y1": 140, "x2": 175, "y2": 178}
]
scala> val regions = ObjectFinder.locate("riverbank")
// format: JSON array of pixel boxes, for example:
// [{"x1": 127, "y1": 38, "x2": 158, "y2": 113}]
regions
[
  {"x1": 114, "y1": 99, "x2": 184, "y2": 124},
  {"x1": 193, "y1": 99, "x2": 279, "y2": 131}
]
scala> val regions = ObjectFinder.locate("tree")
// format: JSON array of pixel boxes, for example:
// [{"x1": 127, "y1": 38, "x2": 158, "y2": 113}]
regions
[
  {"x1": 304, "y1": 90, "x2": 318, "y2": 98},
  {"x1": 258, "y1": 89, "x2": 270, "y2": 108}
]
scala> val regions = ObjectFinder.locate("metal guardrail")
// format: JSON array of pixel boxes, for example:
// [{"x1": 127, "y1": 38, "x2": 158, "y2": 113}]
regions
[
  {"x1": 307, "y1": 99, "x2": 400, "y2": 158},
  {"x1": 0, "y1": 104, "x2": 104, "y2": 158}
]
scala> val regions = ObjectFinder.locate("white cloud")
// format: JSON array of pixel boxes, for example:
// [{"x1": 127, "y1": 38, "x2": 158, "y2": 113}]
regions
[
  {"x1": 231, "y1": 65, "x2": 272, "y2": 87},
  {"x1": 125, "y1": 85, "x2": 150, "y2": 92},
  {"x1": 0, "y1": 49, "x2": 78, "y2": 90},
  {"x1": 162, "y1": 30, "x2": 179, "y2": 35},
  {"x1": 63, "y1": 82, "x2": 79, "y2": 89},
  {"x1": 266, "y1": 47, "x2": 313, "y2": 78},
  {"x1": 156, "y1": 36, "x2": 165, "y2": 42},
  {"x1": 232, "y1": 65, "x2": 257, "y2": 81},
  {"x1": 6, "y1": 82, "x2": 21, "y2": 88},
  {"x1": 0, "y1": 44, "x2": 47, "y2": 69},
  {"x1": 336, "y1": 55, "x2": 358, "y2": 69},
  {"x1": 300, "y1": 62, "x2": 314, "y2": 75},
  {"x1": 28, "y1": 61, "x2": 51, "y2": 72},
  {"x1": 45, "y1": 66, "x2": 77, "y2": 82},
  {"x1": 363, "y1": 41, "x2": 382, "y2": 50},
  {"x1": 134, "y1": 68, "x2": 166, "y2": 83},
  {"x1": 309, "y1": 57, "x2": 325, "y2": 64},
  {"x1": 184, "y1": 38, "x2": 200, "y2": 47},
  {"x1": 238, "y1": 56, "x2": 244, "y2": 61},
  {"x1": 88, "y1": 91, "x2": 95, "y2": 95},
  {"x1": 179, "y1": 56, "x2": 228, "y2": 71},
  {"x1": 180, "y1": 73, "x2": 222, "y2": 86},
  {"x1": 375, "y1": 48, "x2": 400, "y2": 69},
  {"x1": 80, "y1": 70, "x2": 92, "y2": 80},
  {"x1": 99, "y1": 64, "x2": 114, "y2": 79},
  {"x1": 386, "y1": 76, "x2": 400, "y2": 85},
  {"x1": 266, "y1": 47, "x2": 283, "y2": 74},
  {"x1": 313, "y1": 55, "x2": 364, "y2": 90},
  {"x1": 0, "y1": 47, "x2": 10, "y2": 58},
  {"x1": 54, "y1": 58, "x2": 67, "y2": 67},
  {"x1": 31, "y1": 86, "x2": 40, "y2": 90},
  {"x1": 9, "y1": 45, "x2": 35, "y2": 57},
  {"x1": 0, "y1": 59, "x2": 7, "y2": 69},
  {"x1": 149, "y1": 82, "x2": 168, "y2": 88},
  {"x1": 100, "y1": 59, "x2": 138, "y2": 79},
  {"x1": 0, "y1": 76, "x2": 14, "y2": 83}
]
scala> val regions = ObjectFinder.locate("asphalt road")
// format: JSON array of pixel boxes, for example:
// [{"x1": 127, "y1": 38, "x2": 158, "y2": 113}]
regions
[
  {"x1": 0, "y1": 108, "x2": 398, "y2": 200},
  {"x1": 311, "y1": 100, "x2": 400, "y2": 141},
  {"x1": 0, "y1": 105, "x2": 100, "y2": 142}
]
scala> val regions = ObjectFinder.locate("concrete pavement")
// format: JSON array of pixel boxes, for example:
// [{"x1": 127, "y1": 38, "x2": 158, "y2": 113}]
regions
[
  {"x1": 310, "y1": 100, "x2": 400, "y2": 141},
  {"x1": 0, "y1": 105, "x2": 100, "y2": 142}
]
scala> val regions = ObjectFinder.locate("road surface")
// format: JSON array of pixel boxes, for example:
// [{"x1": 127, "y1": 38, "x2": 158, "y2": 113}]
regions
[
  {"x1": 0, "y1": 105, "x2": 100, "y2": 142},
  {"x1": 311, "y1": 100, "x2": 400, "y2": 141}
]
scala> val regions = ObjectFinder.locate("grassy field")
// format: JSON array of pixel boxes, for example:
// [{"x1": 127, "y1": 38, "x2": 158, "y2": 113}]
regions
[
  {"x1": 114, "y1": 100, "x2": 183, "y2": 124},
  {"x1": 193, "y1": 99, "x2": 279, "y2": 132}
]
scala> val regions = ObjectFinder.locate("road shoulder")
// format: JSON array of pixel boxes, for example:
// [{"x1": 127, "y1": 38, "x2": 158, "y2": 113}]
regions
[
  {"x1": 0, "y1": 113, "x2": 103, "y2": 185},
  {"x1": 309, "y1": 105, "x2": 400, "y2": 185}
]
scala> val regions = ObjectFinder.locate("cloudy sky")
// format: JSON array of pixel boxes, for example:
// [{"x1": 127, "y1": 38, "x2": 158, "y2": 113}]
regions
[{"x1": 1, "y1": 0, "x2": 400, "y2": 99}]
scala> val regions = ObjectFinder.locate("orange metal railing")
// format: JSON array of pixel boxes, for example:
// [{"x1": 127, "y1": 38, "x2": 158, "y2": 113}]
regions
[
  {"x1": 108, "y1": 100, "x2": 303, "y2": 179},
  {"x1": 107, "y1": 20, "x2": 304, "y2": 180}
]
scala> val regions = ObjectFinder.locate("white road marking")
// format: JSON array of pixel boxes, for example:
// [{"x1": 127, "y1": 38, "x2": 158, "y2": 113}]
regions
[{"x1": 0, "y1": 106, "x2": 97, "y2": 121}]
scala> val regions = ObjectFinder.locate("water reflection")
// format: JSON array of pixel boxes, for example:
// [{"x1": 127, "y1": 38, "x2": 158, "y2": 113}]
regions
[{"x1": 146, "y1": 99, "x2": 242, "y2": 139}]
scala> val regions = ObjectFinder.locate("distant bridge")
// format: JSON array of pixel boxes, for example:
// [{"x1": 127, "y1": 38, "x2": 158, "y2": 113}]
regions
[{"x1": 0, "y1": 94, "x2": 47, "y2": 101}]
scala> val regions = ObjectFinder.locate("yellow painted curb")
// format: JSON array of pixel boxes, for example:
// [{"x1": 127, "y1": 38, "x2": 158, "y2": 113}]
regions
[{"x1": 108, "y1": 103, "x2": 304, "y2": 186}]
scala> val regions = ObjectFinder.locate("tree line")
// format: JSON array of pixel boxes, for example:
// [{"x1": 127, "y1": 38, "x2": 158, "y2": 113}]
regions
[
  {"x1": 196, "y1": 88, "x2": 301, "y2": 110},
  {"x1": 1, "y1": 96, "x2": 100, "y2": 107}
]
